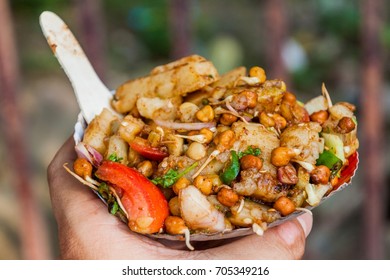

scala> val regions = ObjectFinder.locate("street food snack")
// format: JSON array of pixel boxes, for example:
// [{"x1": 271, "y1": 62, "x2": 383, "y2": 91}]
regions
[{"x1": 66, "y1": 55, "x2": 359, "y2": 250}]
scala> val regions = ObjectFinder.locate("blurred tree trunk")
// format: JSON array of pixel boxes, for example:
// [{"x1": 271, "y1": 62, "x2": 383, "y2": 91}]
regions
[
  {"x1": 73, "y1": 0, "x2": 106, "y2": 82},
  {"x1": 169, "y1": 0, "x2": 192, "y2": 59},
  {"x1": 361, "y1": 0, "x2": 385, "y2": 259},
  {"x1": 0, "y1": 0, "x2": 49, "y2": 259},
  {"x1": 264, "y1": 0, "x2": 289, "y2": 83}
]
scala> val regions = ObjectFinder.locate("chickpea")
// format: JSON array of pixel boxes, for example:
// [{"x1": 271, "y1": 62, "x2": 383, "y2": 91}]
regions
[
  {"x1": 242, "y1": 90, "x2": 258, "y2": 108},
  {"x1": 273, "y1": 196, "x2": 295, "y2": 216},
  {"x1": 280, "y1": 102, "x2": 293, "y2": 121},
  {"x1": 172, "y1": 177, "x2": 190, "y2": 195},
  {"x1": 310, "y1": 165, "x2": 331, "y2": 184},
  {"x1": 196, "y1": 105, "x2": 214, "y2": 122},
  {"x1": 164, "y1": 216, "x2": 188, "y2": 235},
  {"x1": 260, "y1": 112, "x2": 275, "y2": 127},
  {"x1": 168, "y1": 196, "x2": 181, "y2": 216},
  {"x1": 249, "y1": 66, "x2": 266, "y2": 83},
  {"x1": 231, "y1": 92, "x2": 249, "y2": 110},
  {"x1": 216, "y1": 125, "x2": 230, "y2": 134},
  {"x1": 282, "y1": 91, "x2": 297, "y2": 105},
  {"x1": 193, "y1": 175, "x2": 213, "y2": 195},
  {"x1": 337, "y1": 116, "x2": 356, "y2": 133},
  {"x1": 207, "y1": 174, "x2": 223, "y2": 188},
  {"x1": 214, "y1": 130, "x2": 235, "y2": 151},
  {"x1": 199, "y1": 128, "x2": 214, "y2": 144},
  {"x1": 137, "y1": 160, "x2": 154, "y2": 178},
  {"x1": 217, "y1": 187, "x2": 239, "y2": 207},
  {"x1": 292, "y1": 103, "x2": 310, "y2": 123},
  {"x1": 240, "y1": 155, "x2": 263, "y2": 170},
  {"x1": 73, "y1": 158, "x2": 92, "y2": 179},
  {"x1": 186, "y1": 142, "x2": 207, "y2": 160},
  {"x1": 272, "y1": 113, "x2": 287, "y2": 130},
  {"x1": 271, "y1": 147, "x2": 296, "y2": 167},
  {"x1": 310, "y1": 110, "x2": 329, "y2": 125},
  {"x1": 220, "y1": 113, "x2": 238, "y2": 126}
]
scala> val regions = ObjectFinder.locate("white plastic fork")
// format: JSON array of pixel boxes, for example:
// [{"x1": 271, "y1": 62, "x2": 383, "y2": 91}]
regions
[{"x1": 39, "y1": 11, "x2": 119, "y2": 123}]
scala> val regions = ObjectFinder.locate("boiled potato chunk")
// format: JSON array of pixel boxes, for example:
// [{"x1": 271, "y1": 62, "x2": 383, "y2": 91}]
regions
[{"x1": 112, "y1": 55, "x2": 219, "y2": 114}]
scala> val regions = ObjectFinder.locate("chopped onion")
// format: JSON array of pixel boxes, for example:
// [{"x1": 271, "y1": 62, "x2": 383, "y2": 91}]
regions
[
  {"x1": 292, "y1": 160, "x2": 315, "y2": 172},
  {"x1": 154, "y1": 119, "x2": 216, "y2": 131},
  {"x1": 305, "y1": 183, "x2": 331, "y2": 206},
  {"x1": 75, "y1": 142, "x2": 103, "y2": 167}
]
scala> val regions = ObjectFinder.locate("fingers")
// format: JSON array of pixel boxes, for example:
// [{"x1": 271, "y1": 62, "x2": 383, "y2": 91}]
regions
[
  {"x1": 296, "y1": 212, "x2": 313, "y2": 238},
  {"x1": 47, "y1": 136, "x2": 105, "y2": 222},
  {"x1": 200, "y1": 213, "x2": 313, "y2": 260}
]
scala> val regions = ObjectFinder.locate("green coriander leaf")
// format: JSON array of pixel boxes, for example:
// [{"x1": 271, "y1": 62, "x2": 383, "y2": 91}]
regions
[
  {"x1": 238, "y1": 146, "x2": 262, "y2": 158},
  {"x1": 108, "y1": 153, "x2": 123, "y2": 163},
  {"x1": 151, "y1": 162, "x2": 198, "y2": 188},
  {"x1": 109, "y1": 201, "x2": 119, "y2": 215}
]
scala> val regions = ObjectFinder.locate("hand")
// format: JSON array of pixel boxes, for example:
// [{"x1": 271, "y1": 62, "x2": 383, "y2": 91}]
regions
[{"x1": 47, "y1": 136, "x2": 312, "y2": 260}]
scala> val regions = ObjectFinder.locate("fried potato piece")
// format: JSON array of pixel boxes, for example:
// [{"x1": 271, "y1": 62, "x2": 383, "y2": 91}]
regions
[
  {"x1": 150, "y1": 54, "x2": 206, "y2": 74},
  {"x1": 112, "y1": 55, "x2": 219, "y2": 114},
  {"x1": 83, "y1": 108, "x2": 118, "y2": 155},
  {"x1": 136, "y1": 96, "x2": 182, "y2": 120},
  {"x1": 232, "y1": 122, "x2": 280, "y2": 176},
  {"x1": 105, "y1": 135, "x2": 128, "y2": 165},
  {"x1": 184, "y1": 66, "x2": 247, "y2": 105},
  {"x1": 212, "y1": 66, "x2": 246, "y2": 88}
]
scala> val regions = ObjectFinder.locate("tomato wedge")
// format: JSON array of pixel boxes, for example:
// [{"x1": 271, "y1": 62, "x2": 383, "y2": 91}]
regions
[
  {"x1": 129, "y1": 137, "x2": 168, "y2": 161},
  {"x1": 334, "y1": 151, "x2": 359, "y2": 190},
  {"x1": 96, "y1": 161, "x2": 169, "y2": 234}
]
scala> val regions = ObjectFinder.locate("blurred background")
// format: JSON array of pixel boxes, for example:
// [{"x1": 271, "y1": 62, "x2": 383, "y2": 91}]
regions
[{"x1": 0, "y1": 0, "x2": 389, "y2": 259}]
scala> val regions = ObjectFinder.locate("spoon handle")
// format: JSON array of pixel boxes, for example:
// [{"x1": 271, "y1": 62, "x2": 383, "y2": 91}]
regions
[{"x1": 39, "y1": 11, "x2": 116, "y2": 123}]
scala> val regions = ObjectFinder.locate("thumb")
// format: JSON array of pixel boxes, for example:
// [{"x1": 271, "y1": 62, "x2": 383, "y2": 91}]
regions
[{"x1": 200, "y1": 213, "x2": 313, "y2": 260}]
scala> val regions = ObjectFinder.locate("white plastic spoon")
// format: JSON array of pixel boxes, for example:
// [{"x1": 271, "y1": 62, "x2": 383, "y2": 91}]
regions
[{"x1": 39, "y1": 11, "x2": 119, "y2": 123}]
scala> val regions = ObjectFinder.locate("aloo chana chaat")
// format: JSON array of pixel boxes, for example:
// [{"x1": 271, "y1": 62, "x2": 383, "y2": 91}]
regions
[{"x1": 66, "y1": 55, "x2": 359, "y2": 250}]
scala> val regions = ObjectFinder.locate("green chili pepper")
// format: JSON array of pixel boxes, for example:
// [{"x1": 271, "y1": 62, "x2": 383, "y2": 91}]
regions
[
  {"x1": 220, "y1": 150, "x2": 240, "y2": 185},
  {"x1": 316, "y1": 150, "x2": 343, "y2": 176}
]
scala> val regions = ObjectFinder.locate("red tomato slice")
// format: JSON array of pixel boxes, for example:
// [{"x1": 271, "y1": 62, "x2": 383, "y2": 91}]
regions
[
  {"x1": 96, "y1": 161, "x2": 169, "y2": 234},
  {"x1": 334, "y1": 151, "x2": 359, "y2": 190},
  {"x1": 129, "y1": 138, "x2": 168, "y2": 161}
]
